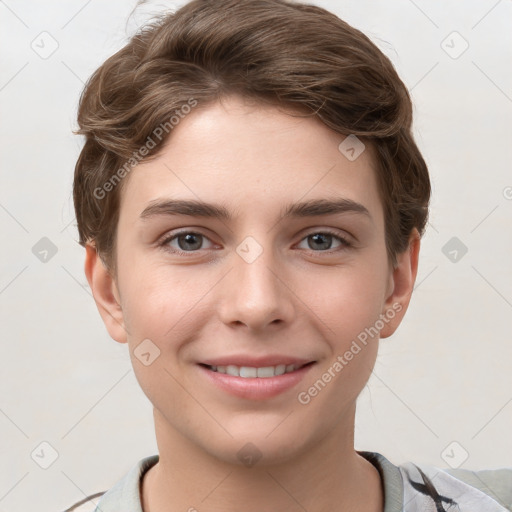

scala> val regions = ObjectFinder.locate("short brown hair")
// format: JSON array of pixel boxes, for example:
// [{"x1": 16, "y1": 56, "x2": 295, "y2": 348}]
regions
[{"x1": 73, "y1": 0, "x2": 430, "y2": 271}]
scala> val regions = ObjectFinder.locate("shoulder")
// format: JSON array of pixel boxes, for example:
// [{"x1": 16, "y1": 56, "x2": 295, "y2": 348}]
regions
[
  {"x1": 63, "y1": 455, "x2": 159, "y2": 512},
  {"x1": 399, "y1": 461, "x2": 512, "y2": 511},
  {"x1": 444, "y1": 466, "x2": 512, "y2": 509},
  {"x1": 62, "y1": 491, "x2": 107, "y2": 512}
]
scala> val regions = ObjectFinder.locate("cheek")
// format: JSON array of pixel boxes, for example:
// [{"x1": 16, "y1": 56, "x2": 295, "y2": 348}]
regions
[
  {"x1": 301, "y1": 260, "x2": 389, "y2": 343},
  {"x1": 294, "y1": 267, "x2": 385, "y2": 420},
  {"x1": 120, "y1": 266, "x2": 202, "y2": 408},
  {"x1": 120, "y1": 249, "x2": 389, "y2": 343},
  {"x1": 119, "y1": 261, "x2": 217, "y2": 348}
]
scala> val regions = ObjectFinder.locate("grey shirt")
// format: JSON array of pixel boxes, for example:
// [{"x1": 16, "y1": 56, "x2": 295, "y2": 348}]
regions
[{"x1": 67, "y1": 451, "x2": 512, "y2": 511}]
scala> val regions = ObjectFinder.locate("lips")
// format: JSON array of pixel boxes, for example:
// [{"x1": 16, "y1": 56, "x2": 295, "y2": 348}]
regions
[
  {"x1": 197, "y1": 356, "x2": 316, "y2": 400},
  {"x1": 200, "y1": 355, "x2": 314, "y2": 368},
  {"x1": 199, "y1": 356, "x2": 314, "y2": 379},
  {"x1": 201, "y1": 362, "x2": 313, "y2": 378}
]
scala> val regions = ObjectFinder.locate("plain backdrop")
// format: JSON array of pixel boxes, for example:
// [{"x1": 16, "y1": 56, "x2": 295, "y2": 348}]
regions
[{"x1": 0, "y1": 0, "x2": 511, "y2": 510}]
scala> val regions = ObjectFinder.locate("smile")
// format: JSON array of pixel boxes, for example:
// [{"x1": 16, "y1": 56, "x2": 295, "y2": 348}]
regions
[
  {"x1": 205, "y1": 363, "x2": 310, "y2": 378},
  {"x1": 198, "y1": 361, "x2": 316, "y2": 400}
]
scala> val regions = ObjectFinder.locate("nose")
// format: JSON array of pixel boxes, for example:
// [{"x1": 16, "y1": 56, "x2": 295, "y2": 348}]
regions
[{"x1": 216, "y1": 241, "x2": 295, "y2": 332}]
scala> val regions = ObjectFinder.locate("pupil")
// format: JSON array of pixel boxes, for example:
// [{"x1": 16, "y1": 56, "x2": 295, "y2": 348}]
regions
[
  {"x1": 309, "y1": 233, "x2": 331, "y2": 250},
  {"x1": 179, "y1": 233, "x2": 202, "y2": 251},
  {"x1": 176, "y1": 233, "x2": 333, "y2": 252}
]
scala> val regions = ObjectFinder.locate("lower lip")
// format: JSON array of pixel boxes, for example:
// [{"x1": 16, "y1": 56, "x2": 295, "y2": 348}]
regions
[{"x1": 198, "y1": 363, "x2": 315, "y2": 400}]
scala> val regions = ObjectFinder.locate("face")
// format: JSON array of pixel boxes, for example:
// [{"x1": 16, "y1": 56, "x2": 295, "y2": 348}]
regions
[{"x1": 87, "y1": 95, "x2": 418, "y2": 466}]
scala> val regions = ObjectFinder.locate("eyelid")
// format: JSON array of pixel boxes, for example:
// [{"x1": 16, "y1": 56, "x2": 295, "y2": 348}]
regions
[
  {"x1": 300, "y1": 226, "x2": 353, "y2": 242},
  {"x1": 158, "y1": 227, "x2": 353, "y2": 256},
  {"x1": 295, "y1": 228, "x2": 353, "y2": 251},
  {"x1": 158, "y1": 229, "x2": 217, "y2": 253}
]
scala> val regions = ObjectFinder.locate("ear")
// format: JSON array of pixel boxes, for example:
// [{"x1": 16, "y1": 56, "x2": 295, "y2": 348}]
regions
[
  {"x1": 84, "y1": 244, "x2": 128, "y2": 344},
  {"x1": 379, "y1": 228, "x2": 421, "y2": 339}
]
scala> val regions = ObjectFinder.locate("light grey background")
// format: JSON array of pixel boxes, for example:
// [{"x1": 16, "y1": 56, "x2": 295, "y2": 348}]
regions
[{"x1": 1, "y1": 0, "x2": 511, "y2": 510}]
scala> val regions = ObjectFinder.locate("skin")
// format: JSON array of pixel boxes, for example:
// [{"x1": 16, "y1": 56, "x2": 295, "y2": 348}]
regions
[{"x1": 85, "y1": 95, "x2": 420, "y2": 512}]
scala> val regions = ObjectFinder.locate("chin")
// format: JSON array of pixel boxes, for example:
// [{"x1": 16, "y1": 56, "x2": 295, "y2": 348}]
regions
[{"x1": 204, "y1": 424, "x2": 316, "y2": 468}]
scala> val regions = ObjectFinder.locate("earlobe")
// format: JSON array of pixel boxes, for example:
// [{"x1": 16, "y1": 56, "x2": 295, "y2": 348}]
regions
[
  {"x1": 84, "y1": 244, "x2": 128, "y2": 344},
  {"x1": 379, "y1": 229, "x2": 421, "y2": 339}
]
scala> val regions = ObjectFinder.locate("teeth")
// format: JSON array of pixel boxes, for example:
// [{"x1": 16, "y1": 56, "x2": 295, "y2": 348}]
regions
[
  {"x1": 226, "y1": 365, "x2": 238, "y2": 376},
  {"x1": 275, "y1": 364, "x2": 286, "y2": 375},
  {"x1": 210, "y1": 363, "x2": 303, "y2": 378},
  {"x1": 240, "y1": 366, "x2": 257, "y2": 378},
  {"x1": 257, "y1": 366, "x2": 275, "y2": 378}
]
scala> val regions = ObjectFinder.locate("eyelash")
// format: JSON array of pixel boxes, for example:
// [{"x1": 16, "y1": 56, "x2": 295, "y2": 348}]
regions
[{"x1": 158, "y1": 229, "x2": 353, "y2": 257}]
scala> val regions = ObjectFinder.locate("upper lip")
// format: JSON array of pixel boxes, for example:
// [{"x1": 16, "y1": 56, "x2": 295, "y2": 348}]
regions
[{"x1": 200, "y1": 355, "x2": 315, "y2": 368}]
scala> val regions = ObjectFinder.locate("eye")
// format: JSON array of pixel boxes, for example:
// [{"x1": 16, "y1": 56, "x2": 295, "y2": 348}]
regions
[
  {"x1": 160, "y1": 231, "x2": 215, "y2": 254},
  {"x1": 296, "y1": 230, "x2": 352, "y2": 252},
  {"x1": 158, "y1": 229, "x2": 352, "y2": 256}
]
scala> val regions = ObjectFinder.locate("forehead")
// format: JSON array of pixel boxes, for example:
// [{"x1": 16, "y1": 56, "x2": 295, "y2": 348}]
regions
[{"x1": 118, "y1": 96, "x2": 384, "y2": 227}]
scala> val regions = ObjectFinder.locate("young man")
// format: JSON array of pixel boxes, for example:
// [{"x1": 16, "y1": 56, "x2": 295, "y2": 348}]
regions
[{"x1": 67, "y1": 0, "x2": 511, "y2": 511}]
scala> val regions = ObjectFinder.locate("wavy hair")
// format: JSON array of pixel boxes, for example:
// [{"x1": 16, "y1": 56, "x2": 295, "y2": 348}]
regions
[{"x1": 73, "y1": 0, "x2": 430, "y2": 271}]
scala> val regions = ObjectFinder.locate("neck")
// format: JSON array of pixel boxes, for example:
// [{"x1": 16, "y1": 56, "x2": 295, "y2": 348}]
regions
[{"x1": 142, "y1": 408, "x2": 383, "y2": 512}]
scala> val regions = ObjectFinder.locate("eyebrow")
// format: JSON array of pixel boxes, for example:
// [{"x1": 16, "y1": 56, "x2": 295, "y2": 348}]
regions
[{"x1": 139, "y1": 197, "x2": 371, "y2": 222}]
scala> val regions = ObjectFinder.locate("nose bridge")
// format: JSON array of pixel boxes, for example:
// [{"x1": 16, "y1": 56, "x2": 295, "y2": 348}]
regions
[{"x1": 217, "y1": 234, "x2": 292, "y2": 329}]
